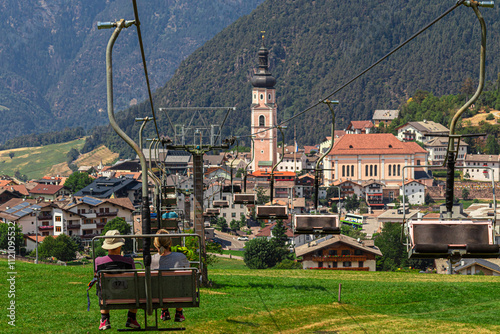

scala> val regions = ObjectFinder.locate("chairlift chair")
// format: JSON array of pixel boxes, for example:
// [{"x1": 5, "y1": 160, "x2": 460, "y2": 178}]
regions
[
  {"x1": 256, "y1": 205, "x2": 288, "y2": 220},
  {"x1": 294, "y1": 214, "x2": 340, "y2": 235},
  {"x1": 233, "y1": 193, "x2": 257, "y2": 205},
  {"x1": 402, "y1": 1, "x2": 499, "y2": 262},
  {"x1": 212, "y1": 200, "x2": 229, "y2": 208},
  {"x1": 407, "y1": 219, "x2": 499, "y2": 259}
]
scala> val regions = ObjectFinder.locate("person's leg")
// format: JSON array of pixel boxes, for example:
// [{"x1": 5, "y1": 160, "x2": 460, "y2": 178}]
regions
[
  {"x1": 125, "y1": 309, "x2": 140, "y2": 329},
  {"x1": 99, "y1": 310, "x2": 111, "y2": 330},
  {"x1": 161, "y1": 308, "x2": 171, "y2": 321},
  {"x1": 175, "y1": 308, "x2": 185, "y2": 322}
]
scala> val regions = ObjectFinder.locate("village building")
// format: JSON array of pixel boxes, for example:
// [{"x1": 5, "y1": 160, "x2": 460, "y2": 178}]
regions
[
  {"x1": 464, "y1": 154, "x2": 500, "y2": 182},
  {"x1": 29, "y1": 184, "x2": 70, "y2": 201},
  {"x1": 345, "y1": 120, "x2": 374, "y2": 134},
  {"x1": 74, "y1": 177, "x2": 142, "y2": 208},
  {"x1": 396, "y1": 120, "x2": 449, "y2": 143},
  {"x1": 424, "y1": 137, "x2": 468, "y2": 166},
  {"x1": 295, "y1": 235, "x2": 382, "y2": 271},
  {"x1": 453, "y1": 258, "x2": 500, "y2": 276},
  {"x1": 323, "y1": 134, "x2": 429, "y2": 187},
  {"x1": 372, "y1": 109, "x2": 399, "y2": 127},
  {"x1": 400, "y1": 179, "x2": 426, "y2": 205}
]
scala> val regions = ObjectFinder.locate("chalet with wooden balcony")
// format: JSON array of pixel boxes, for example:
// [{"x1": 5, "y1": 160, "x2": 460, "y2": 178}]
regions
[{"x1": 295, "y1": 235, "x2": 382, "y2": 271}]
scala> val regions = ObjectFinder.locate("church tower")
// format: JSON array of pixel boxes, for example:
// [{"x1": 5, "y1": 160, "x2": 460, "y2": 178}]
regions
[{"x1": 251, "y1": 36, "x2": 277, "y2": 172}]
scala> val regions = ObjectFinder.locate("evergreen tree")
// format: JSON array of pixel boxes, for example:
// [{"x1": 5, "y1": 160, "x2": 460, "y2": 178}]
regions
[
  {"x1": 65, "y1": 171, "x2": 93, "y2": 193},
  {"x1": 485, "y1": 135, "x2": 500, "y2": 155}
]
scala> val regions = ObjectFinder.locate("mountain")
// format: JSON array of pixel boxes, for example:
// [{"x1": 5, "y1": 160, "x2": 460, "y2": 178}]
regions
[
  {"x1": 83, "y1": 0, "x2": 500, "y2": 157},
  {"x1": 0, "y1": 0, "x2": 265, "y2": 142}
]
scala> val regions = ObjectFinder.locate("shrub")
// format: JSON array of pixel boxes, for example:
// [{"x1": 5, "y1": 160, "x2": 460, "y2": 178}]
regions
[
  {"x1": 274, "y1": 259, "x2": 302, "y2": 269},
  {"x1": 486, "y1": 113, "x2": 495, "y2": 121}
]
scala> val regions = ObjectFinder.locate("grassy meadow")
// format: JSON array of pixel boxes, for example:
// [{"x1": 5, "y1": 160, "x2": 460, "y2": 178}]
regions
[
  {"x1": 0, "y1": 139, "x2": 86, "y2": 179},
  {"x1": 1, "y1": 258, "x2": 500, "y2": 333}
]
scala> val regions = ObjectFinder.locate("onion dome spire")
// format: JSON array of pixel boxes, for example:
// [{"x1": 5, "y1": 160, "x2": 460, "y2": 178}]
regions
[{"x1": 251, "y1": 31, "x2": 276, "y2": 88}]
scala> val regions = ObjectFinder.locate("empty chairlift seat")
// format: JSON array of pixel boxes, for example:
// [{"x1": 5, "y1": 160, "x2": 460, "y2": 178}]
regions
[
  {"x1": 213, "y1": 200, "x2": 229, "y2": 208},
  {"x1": 256, "y1": 205, "x2": 288, "y2": 219},
  {"x1": 203, "y1": 208, "x2": 220, "y2": 216},
  {"x1": 294, "y1": 215, "x2": 340, "y2": 234},
  {"x1": 162, "y1": 186, "x2": 177, "y2": 207},
  {"x1": 408, "y1": 220, "x2": 499, "y2": 259},
  {"x1": 233, "y1": 194, "x2": 257, "y2": 205}
]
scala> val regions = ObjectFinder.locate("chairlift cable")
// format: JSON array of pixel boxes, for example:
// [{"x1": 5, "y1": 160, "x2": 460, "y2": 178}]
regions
[{"x1": 132, "y1": 0, "x2": 161, "y2": 140}]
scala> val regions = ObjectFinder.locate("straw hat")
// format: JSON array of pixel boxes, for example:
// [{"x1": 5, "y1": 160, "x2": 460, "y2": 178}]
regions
[{"x1": 102, "y1": 230, "x2": 125, "y2": 250}]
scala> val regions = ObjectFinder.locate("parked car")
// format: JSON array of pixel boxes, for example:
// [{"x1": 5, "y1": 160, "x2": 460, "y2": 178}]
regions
[{"x1": 237, "y1": 236, "x2": 249, "y2": 241}]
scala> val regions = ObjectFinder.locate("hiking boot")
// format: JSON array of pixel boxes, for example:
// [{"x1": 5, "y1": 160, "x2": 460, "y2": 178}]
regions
[
  {"x1": 99, "y1": 318, "x2": 111, "y2": 331},
  {"x1": 161, "y1": 309, "x2": 171, "y2": 321},
  {"x1": 125, "y1": 318, "x2": 141, "y2": 329},
  {"x1": 175, "y1": 311, "x2": 185, "y2": 322}
]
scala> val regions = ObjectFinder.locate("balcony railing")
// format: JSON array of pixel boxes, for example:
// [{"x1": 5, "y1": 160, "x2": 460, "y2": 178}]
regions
[
  {"x1": 309, "y1": 267, "x2": 369, "y2": 271},
  {"x1": 312, "y1": 255, "x2": 367, "y2": 262},
  {"x1": 80, "y1": 234, "x2": 99, "y2": 239},
  {"x1": 38, "y1": 214, "x2": 52, "y2": 220},
  {"x1": 67, "y1": 224, "x2": 81, "y2": 229},
  {"x1": 38, "y1": 225, "x2": 54, "y2": 230},
  {"x1": 96, "y1": 211, "x2": 118, "y2": 217},
  {"x1": 96, "y1": 222, "x2": 106, "y2": 227}
]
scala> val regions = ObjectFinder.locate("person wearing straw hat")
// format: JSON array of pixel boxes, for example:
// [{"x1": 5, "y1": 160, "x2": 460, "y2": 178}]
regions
[{"x1": 95, "y1": 230, "x2": 140, "y2": 330}]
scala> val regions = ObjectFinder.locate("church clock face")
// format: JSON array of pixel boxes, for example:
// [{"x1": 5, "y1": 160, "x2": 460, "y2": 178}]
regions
[{"x1": 258, "y1": 131, "x2": 266, "y2": 138}]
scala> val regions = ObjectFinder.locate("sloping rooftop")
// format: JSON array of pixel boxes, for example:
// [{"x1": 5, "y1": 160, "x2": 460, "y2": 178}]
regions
[
  {"x1": 464, "y1": 154, "x2": 500, "y2": 162},
  {"x1": 295, "y1": 234, "x2": 382, "y2": 257},
  {"x1": 29, "y1": 184, "x2": 65, "y2": 195},
  {"x1": 373, "y1": 109, "x2": 399, "y2": 120},
  {"x1": 454, "y1": 258, "x2": 500, "y2": 274},
  {"x1": 328, "y1": 134, "x2": 428, "y2": 156}
]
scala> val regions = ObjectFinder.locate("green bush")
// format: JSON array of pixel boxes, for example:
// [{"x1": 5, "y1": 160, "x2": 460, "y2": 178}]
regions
[
  {"x1": 486, "y1": 113, "x2": 495, "y2": 120},
  {"x1": 274, "y1": 259, "x2": 302, "y2": 269}
]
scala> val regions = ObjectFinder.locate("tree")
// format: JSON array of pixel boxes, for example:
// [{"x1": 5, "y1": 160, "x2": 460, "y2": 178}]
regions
[
  {"x1": 229, "y1": 219, "x2": 239, "y2": 231},
  {"x1": 424, "y1": 193, "x2": 435, "y2": 205},
  {"x1": 373, "y1": 223, "x2": 408, "y2": 271},
  {"x1": 238, "y1": 214, "x2": 247, "y2": 229},
  {"x1": 341, "y1": 225, "x2": 367, "y2": 239},
  {"x1": 244, "y1": 237, "x2": 281, "y2": 269},
  {"x1": 0, "y1": 223, "x2": 24, "y2": 254},
  {"x1": 271, "y1": 220, "x2": 288, "y2": 248},
  {"x1": 256, "y1": 187, "x2": 269, "y2": 205},
  {"x1": 331, "y1": 202, "x2": 338, "y2": 213},
  {"x1": 37, "y1": 234, "x2": 78, "y2": 261},
  {"x1": 462, "y1": 188, "x2": 470, "y2": 200},
  {"x1": 485, "y1": 135, "x2": 500, "y2": 155},
  {"x1": 65, "y1": 171, "x2": 93, "y2": 193},
  {"x1": 66, "y1": 148, "x2": 80, "y2": 164},
  {"x1": 344, "y1": 194, "x2": 360, "y2": 212},
  {"x1": 102, "y1": 217, "x2": 133, "y2": 252},
  {"x1": 51, "y1": 234, "x2": 78, "y2": 261},
  {"x1": 215, "y1": 217, "x2": 228, "y2": 231}
]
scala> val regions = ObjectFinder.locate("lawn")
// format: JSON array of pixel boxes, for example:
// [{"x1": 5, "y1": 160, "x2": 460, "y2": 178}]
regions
[{"x1": 1, "y1": 258, "x2": 500, "y2": 333}]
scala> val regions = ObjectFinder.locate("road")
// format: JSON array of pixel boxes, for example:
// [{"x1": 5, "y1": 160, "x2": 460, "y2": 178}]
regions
[{"x1": 213, "y1": 230, "x2": 247, "y2": 250}]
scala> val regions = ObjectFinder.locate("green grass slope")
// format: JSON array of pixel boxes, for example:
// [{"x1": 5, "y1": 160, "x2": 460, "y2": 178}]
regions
[
  {"x1": 1, "y1": 258, "x2": 499, "y2": 333},
  {"x1": 0, "y1": 138, "x2": 85, "y2": 179}
]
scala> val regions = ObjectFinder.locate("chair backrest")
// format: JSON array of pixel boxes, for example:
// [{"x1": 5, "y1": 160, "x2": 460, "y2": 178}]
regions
[
  {"x1": 233, "y1": 194, "x2": 256, "y2": 204},
  {"x1": 294, "y1": 215, "x2": 340, "y2": 234},
  {"x1": 256, "y1": 205, "x2": 287, "y2": 219},
  {"x1": 99, "y1": 269, "x2": 199, "y2": 310},
  {"x1": 410, "y1": 220, "x2": 493, "y2": 246}
]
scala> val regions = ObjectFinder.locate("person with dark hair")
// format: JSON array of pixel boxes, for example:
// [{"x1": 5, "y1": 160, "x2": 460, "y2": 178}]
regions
[
  {"x1": 152, "y1": 229, "x2": 190, "y2": 322},
  {"x1": 95, "y1": 230, "x2": 140, "y2": 331}
]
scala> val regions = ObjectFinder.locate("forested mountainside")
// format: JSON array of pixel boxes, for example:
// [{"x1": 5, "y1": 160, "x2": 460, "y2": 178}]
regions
[
  {"x1": 0, "y1": 0, "x2": 265, "y2": 142},
  {"x1": 81, "y1": 0, "x2": 500, "y2": 157}
]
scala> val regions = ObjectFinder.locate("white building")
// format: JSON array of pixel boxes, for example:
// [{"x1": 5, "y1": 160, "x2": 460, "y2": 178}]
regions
[
  {"x1": 464, "y1": 154, "x2": 500, "y2": 182},
  {"x1": 400, "y1": 180, "x2": 426, "y2": 205},
  {"x1": 396, "y1": 120, "x2": 449, "y2": 143},
  {"x1": 424, "y1": 138, "x2": 468, "y2": 166}
]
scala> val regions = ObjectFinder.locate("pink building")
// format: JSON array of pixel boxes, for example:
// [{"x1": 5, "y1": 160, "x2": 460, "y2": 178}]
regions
[
  {"x1": 324, "y1": 134, "x2": 429, "y2": 187},
  {"x1": 250, "y1": 40, "x2": 278, "y2": 172}
]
